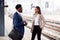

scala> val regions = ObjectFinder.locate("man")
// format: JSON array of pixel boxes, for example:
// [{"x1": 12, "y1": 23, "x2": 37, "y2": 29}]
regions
[{"x1": 13, "y1": 4, "x2": 27, "y2": 40}]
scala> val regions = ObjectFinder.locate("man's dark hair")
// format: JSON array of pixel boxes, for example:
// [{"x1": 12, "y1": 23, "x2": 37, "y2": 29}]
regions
[{"x1": 15, "y1": 4, "x2": 22, "y2": 9}]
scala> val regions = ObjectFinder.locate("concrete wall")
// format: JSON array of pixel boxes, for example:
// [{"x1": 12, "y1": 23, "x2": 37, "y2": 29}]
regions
[{"x1": 5, "y1": 0, "x2": 60, "y2": 15}]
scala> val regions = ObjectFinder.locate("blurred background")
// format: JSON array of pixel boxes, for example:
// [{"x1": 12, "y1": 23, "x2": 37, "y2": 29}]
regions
[{"x1": 0, "y1": 0, "x2": 60, "y2": 40}]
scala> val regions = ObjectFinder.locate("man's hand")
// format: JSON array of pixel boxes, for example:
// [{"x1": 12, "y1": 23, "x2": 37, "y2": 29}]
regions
[{"x1": 23, "y1": 21, "x2": 27, "y2": 26}]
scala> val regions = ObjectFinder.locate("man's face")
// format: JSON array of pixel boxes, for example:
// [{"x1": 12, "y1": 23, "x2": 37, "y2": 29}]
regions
[{"x1": 18, "y1": 7, "x2": 22, "y2": 13}]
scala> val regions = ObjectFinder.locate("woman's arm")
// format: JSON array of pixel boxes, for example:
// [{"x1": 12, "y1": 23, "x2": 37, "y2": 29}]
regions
[
  {"x1": 30, "y1": 16, "x2": 34, "y2": 32},
  {"x1": 41, "y1": 14, "x2": 46, "y2": 25},
  {"x1": 40, "y1": 14, "x2": 46, "y2": 28}
]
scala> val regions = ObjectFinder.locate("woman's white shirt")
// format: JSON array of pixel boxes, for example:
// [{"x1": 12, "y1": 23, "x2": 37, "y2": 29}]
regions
[{"x1": 34, "y1": 14, "x2": 40, "y2": 25}]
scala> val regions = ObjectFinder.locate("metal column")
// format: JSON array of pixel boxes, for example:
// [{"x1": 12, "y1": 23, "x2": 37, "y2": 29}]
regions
[{"x1": 0, "y1": 0, "x2": 4, "y2": 36}]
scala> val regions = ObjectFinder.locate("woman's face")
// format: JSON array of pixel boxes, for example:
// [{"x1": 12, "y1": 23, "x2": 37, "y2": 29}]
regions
[{"x1": 35, "y1": 8, "x2": 39, "y2": 13}]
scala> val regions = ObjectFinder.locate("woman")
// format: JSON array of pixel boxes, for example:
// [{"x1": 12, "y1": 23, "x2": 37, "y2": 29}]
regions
[{"x1": 31, "y1": 6, "x2": 46, "y2": 40}]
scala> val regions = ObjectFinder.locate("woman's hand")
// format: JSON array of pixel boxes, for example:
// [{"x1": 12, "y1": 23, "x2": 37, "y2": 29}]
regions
[{"x1": 30, "y1": 28, "x2": 33, "y2": 33}]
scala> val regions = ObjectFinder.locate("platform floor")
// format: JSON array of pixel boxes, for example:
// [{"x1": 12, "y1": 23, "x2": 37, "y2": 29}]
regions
[{"x1": 4, "y1": 14, "x2": 50, "y2": 40}]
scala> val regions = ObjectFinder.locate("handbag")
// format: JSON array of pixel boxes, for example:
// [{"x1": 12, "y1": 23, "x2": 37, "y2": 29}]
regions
[{"x1": 8, "y1": 28, "x2": 21, "y2": 39}]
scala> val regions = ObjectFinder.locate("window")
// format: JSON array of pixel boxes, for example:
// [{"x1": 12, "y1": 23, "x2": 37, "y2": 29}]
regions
[{"x1": 45, "y1": 2, "x2": 49, "y2": 8}]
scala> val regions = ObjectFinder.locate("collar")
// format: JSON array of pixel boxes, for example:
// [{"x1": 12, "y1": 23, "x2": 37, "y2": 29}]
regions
[
  {"x1": 16, "y1": 11, "x2": 22, "y2": 15},
  {"x1": 16, "y1": 11, "x2": 20, "y2": 14}
]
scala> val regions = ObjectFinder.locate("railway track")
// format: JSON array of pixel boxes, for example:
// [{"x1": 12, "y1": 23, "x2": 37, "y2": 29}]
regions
[{"x1": 8, "y1": 14, "x2": 60, "y2": 40}]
